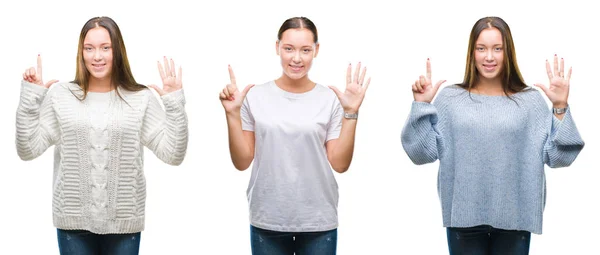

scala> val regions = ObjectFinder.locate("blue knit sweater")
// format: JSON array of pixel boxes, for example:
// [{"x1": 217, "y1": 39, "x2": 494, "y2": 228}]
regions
[{"x1": 401, "y1": 85, "x2": 584, "y2": 234}]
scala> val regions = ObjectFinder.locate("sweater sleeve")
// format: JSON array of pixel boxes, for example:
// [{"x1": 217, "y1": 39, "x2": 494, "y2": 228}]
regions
[
  {"x1": 141, "y1": 89, "x2": 188, "y2": 166},
  {"x1": 15, "y1": 80, "x2": 61, "y2": 160},
  {"x1": 400, "y1": 101, "x2": 446, "y2": 165},
  {"x1": 543, "y1": 108, "x2": 584, "y2": 168}
]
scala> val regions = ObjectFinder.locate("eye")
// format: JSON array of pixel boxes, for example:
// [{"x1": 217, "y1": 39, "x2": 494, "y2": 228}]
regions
[
  {"x1": 476, "y1": 47, "x2": 484, "y2": 51},
  {"x1": 284, "y1": 47, "x2": 293, "y2": 51},
  {"x1": 302, "y1": 48, "x2": 312, "y2": 53},
  {"x1": 84, "y1": 47, "x2": 93, "y2": 51},
  {"x1": 102, "y1": 46, "x2": 111, "y2": 51},
  {"x1": 494, "y1": 47, "x2": 503, "y2": 51}
]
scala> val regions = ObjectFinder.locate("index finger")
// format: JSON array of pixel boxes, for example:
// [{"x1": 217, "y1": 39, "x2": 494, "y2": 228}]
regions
[
  {"x1": 37, "y1": 54, "x2": 43, "y2": 77},
  {"x1": 426, "y1": 58, "x2": 431, "y2": 80},
  {"x1": 157, "y1": 61, "x2": 166, "y2": 80},
  {"x1": 553, "y1": 54, "x2": 559, "y2": 76},
  {"x1": 228, "y1": 65, "x2": 236, "y2": 85}
]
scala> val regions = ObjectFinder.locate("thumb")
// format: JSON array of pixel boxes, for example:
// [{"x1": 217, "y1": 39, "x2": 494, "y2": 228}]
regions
[
  {"x1": 534, "y1": 84, "x2": 549, "y2": 95},
  {"x1": 241, "y1": 84, "x2": 255, "y2": 97},
  {"x1": 434, "y1": 80, "x2": 446, "y2": 90},
  {"x1": 148, "y1": 84, "x2": 165, "y2": 96},
  {"x1": 433, "y1": 80, "x2": 446, "y2": 94},
  {"x1": 44, "y1": 79, "x2": 59, "y2": 88},
  {"x1": 328, "y1": 85, "x2": 343, "y2": 99}
]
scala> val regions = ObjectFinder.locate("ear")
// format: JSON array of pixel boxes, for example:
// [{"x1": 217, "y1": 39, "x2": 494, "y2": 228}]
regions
[
  {"x1": 313, "y1": 43, "x2": 320, "y2": 58},
  {"x1": 275, "y1": 40, "x2": 280, "y2": 55}
]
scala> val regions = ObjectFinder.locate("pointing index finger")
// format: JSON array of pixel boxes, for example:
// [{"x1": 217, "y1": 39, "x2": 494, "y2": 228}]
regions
[
  {"x1": 228, "y1": 65, "x2": 236, "y2": 85},
  {"x1": 37, "y1": 54, "x2": 43, "y2": 78},
  {"x1": 426, "y1": 58, "x2": 431, "y2": 80}
]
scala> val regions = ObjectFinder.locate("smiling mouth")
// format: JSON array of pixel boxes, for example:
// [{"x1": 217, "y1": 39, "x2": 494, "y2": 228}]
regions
[
  {"x1": 91, "y1": 63, "x2": 106, "y2": 70},
  {"x1": 289, "y1": 65, "x2": 304, "y2": 71},
  {"x1": 483, "y1": 64, "x2": 496, "y2": 71}
]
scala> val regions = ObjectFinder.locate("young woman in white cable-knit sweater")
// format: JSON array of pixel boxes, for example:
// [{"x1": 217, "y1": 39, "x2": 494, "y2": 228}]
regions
[{"x1": 16, "y1": 16, "x2": 188, "y2": 255}]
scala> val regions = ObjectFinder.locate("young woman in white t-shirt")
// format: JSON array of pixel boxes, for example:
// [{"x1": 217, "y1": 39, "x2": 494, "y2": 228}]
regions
[{"x1": 218, "y1": 16, "x2": 371, "y2": 255}]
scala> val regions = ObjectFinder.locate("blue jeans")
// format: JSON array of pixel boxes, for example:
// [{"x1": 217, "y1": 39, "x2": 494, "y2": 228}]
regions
[
  {"x1": 57, "y1": 229, "x2": 141, "y2": 255},
  {"x1": 447, "y1": 225, "x2": 530, "y2": 255},
  {"x1": 250, "y1": 225, "x2": 337, "y2": 255}
]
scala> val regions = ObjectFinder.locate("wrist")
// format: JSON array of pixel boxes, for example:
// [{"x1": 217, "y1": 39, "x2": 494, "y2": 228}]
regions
[
  {"x1": 225, "y1": 109, "x2": 241, "y2": 117},
  {"x1": 343, "y1": 111, "x2": 358, "y2": 119},
  {"x1": 343, "y1": 107, "x2": 358, "y2": 114},
  {"x1": 552, "y1": 103, "x2": 568, "y2": 115},
  {"x1": 552, "y1": 102, "x2": 568, "y2": 109}
]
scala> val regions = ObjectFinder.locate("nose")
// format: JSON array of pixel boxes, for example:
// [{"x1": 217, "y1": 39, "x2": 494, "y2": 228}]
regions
[
  {"x1": 94, "y1": 49, "x2": 102, "y2": 61},
  {"x1": 485, "y1": 50, "x2": 494, "y2": 61},
  {"x1": 292, "y1": 50, "x2": 301, "y2": 62}
]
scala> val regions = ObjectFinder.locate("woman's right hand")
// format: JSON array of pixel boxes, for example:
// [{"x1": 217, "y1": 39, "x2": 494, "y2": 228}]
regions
[
  {"x1": 412, "y1": 59, "x2": 445, "y2": 103},
  {"x1": 219, "y1": 65, "x2": 254, "y2": 114},
  {"x1": 23, "y1": 55, "x2": 58, "y2": 88}
]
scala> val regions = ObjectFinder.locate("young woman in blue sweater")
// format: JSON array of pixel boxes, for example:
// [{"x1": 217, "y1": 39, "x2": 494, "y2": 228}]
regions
[{"x1": 401, "y1": 16, "x2": 584, "y2": 255}]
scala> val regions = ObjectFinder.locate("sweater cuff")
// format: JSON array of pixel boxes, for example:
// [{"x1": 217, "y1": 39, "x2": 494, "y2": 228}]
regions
[
  {"x1": 160, "y1": 89, "x2": 186, "y2": 106},
  {"x1": 550, "y1": 108, "x2": 584, "y2": 146},
  {"x1": 409, "y1": 101, "x2": 438, "y2": 126},
  {"x1": 21, "y1": 80, "x2": 49, "y2": 96},
  {"x1": 20, "y1": 80, "x2": 49, "y2": 112}
]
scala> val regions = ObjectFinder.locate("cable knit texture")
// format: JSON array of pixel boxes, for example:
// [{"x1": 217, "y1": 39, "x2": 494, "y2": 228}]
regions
[
  {"x1": 16, "y1": 81, "x2": 188, "y2": 234},
  {"x1": 401, "y1": 85, "x2": 584, "y2": 234}
]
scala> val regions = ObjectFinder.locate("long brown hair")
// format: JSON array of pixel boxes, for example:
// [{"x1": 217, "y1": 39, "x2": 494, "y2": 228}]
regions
[
  {"x1": 73, "y1": 16, "x2": 145, "y2": 100},
  {"x1": 460, "y1": 16, "x2": 527, "y2": 96}
]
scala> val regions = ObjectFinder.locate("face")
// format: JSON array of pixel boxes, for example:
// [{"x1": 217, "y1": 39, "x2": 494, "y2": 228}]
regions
[
  {"x1": 276, "y1": 28, "x2": 319, "y2": 80},
  {"x1": 474, "y1": 27, "x2": 504, "y2": 81},
  {"x1": 83, "y1": 26, "x2": 113, "y2": 81}
]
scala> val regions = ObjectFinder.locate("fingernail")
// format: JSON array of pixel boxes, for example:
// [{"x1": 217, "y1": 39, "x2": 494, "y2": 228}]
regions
[
  {"x1": 427, "y1": 58, "x2": 430, "y2": 60},
  {"x1": 554, "y1": 54, "x2": 557, "y2": 56},
  {"x1": 38, "y1": 54, "x2": 40, "y2": 56}
]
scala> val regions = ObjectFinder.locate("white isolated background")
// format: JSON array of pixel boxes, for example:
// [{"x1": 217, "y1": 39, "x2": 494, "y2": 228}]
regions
[{"x1": 0, "y1": 0, "x2": 597, "y2": 254}]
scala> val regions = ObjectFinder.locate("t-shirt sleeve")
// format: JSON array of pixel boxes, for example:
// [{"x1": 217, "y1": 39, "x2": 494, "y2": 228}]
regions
[
  {"x1": 241, "y1": 97, "x2": 254, "y2": 131},
  {"x1": 326, "y1": 98, "x2": 343, "y2": 141}
]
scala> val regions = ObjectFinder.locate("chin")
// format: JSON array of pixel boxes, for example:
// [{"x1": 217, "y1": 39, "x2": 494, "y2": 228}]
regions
[
  {"x1": 483, "y1": 73, "x2": 500, "y2": 80},
  {"x1": 286, "y1": 72, "x2": 307, "y2": 80},
  {"x1": 90, "y1": 73, "x2": 110, "y2": 80}
]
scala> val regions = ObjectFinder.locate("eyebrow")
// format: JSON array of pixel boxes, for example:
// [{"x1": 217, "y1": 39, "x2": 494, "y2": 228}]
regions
[
  {"x1": 475, "y1": 44, "x2": 503, "y2": 47},
  {"x1": 83, "y1": 42, "x2": 111, "y2": 46},
  {"x1": 282, "y1": 44, "x2": 314, "y2": 48}
]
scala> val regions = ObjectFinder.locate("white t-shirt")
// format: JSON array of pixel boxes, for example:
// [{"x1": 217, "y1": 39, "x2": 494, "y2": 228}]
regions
[{"x1": 241, "y1": 80, "x2": 343, "y2": 232}]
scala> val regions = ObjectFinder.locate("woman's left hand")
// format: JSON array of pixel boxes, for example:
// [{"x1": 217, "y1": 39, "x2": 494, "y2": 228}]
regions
[
  {"x1": 329, "y1": 62, "x2": 371, "y2": 113},
  {"x1": 535, "y1": 54, "x2": 571, "y2": 107},
  {"x1": 150, "y1": 56, "x2": 183, "y2": 96}
]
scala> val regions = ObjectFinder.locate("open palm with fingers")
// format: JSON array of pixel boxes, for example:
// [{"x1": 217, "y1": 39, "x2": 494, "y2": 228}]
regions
[
  {"x1": 23, "y1": 55, "x2": 58, "y2": 88},
  {"x1": 535, "y1": 54, "x2": 571, "y2": 107},
  {"x1": 412, "y1": 59, "x2": 446, "y2": 103},
  {"x1": 329, "y1": 62, "x2": 371, "y2": 113},
  {"x1": 219, "y1": 65, "x2": 254, "y2": 114},
  {"x1": 150, "y1": 56, "x2": 183, "y2": 96}
]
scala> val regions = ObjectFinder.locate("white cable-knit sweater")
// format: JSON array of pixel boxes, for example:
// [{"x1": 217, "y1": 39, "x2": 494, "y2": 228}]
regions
[{"x1": 16, "y1": 81, "x2": 188, "y2": 234}]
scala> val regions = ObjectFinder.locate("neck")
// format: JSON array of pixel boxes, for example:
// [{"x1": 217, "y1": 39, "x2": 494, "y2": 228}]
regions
[
  {"x1": 275, "y1": 74, "x2": 315, "y2": 93},
  {"x1": 472, "y1": 76, "x2": 504, "y2": 95},
  {"x1": 88, "y1": 76, "x2": 114, "y2": 92}
]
